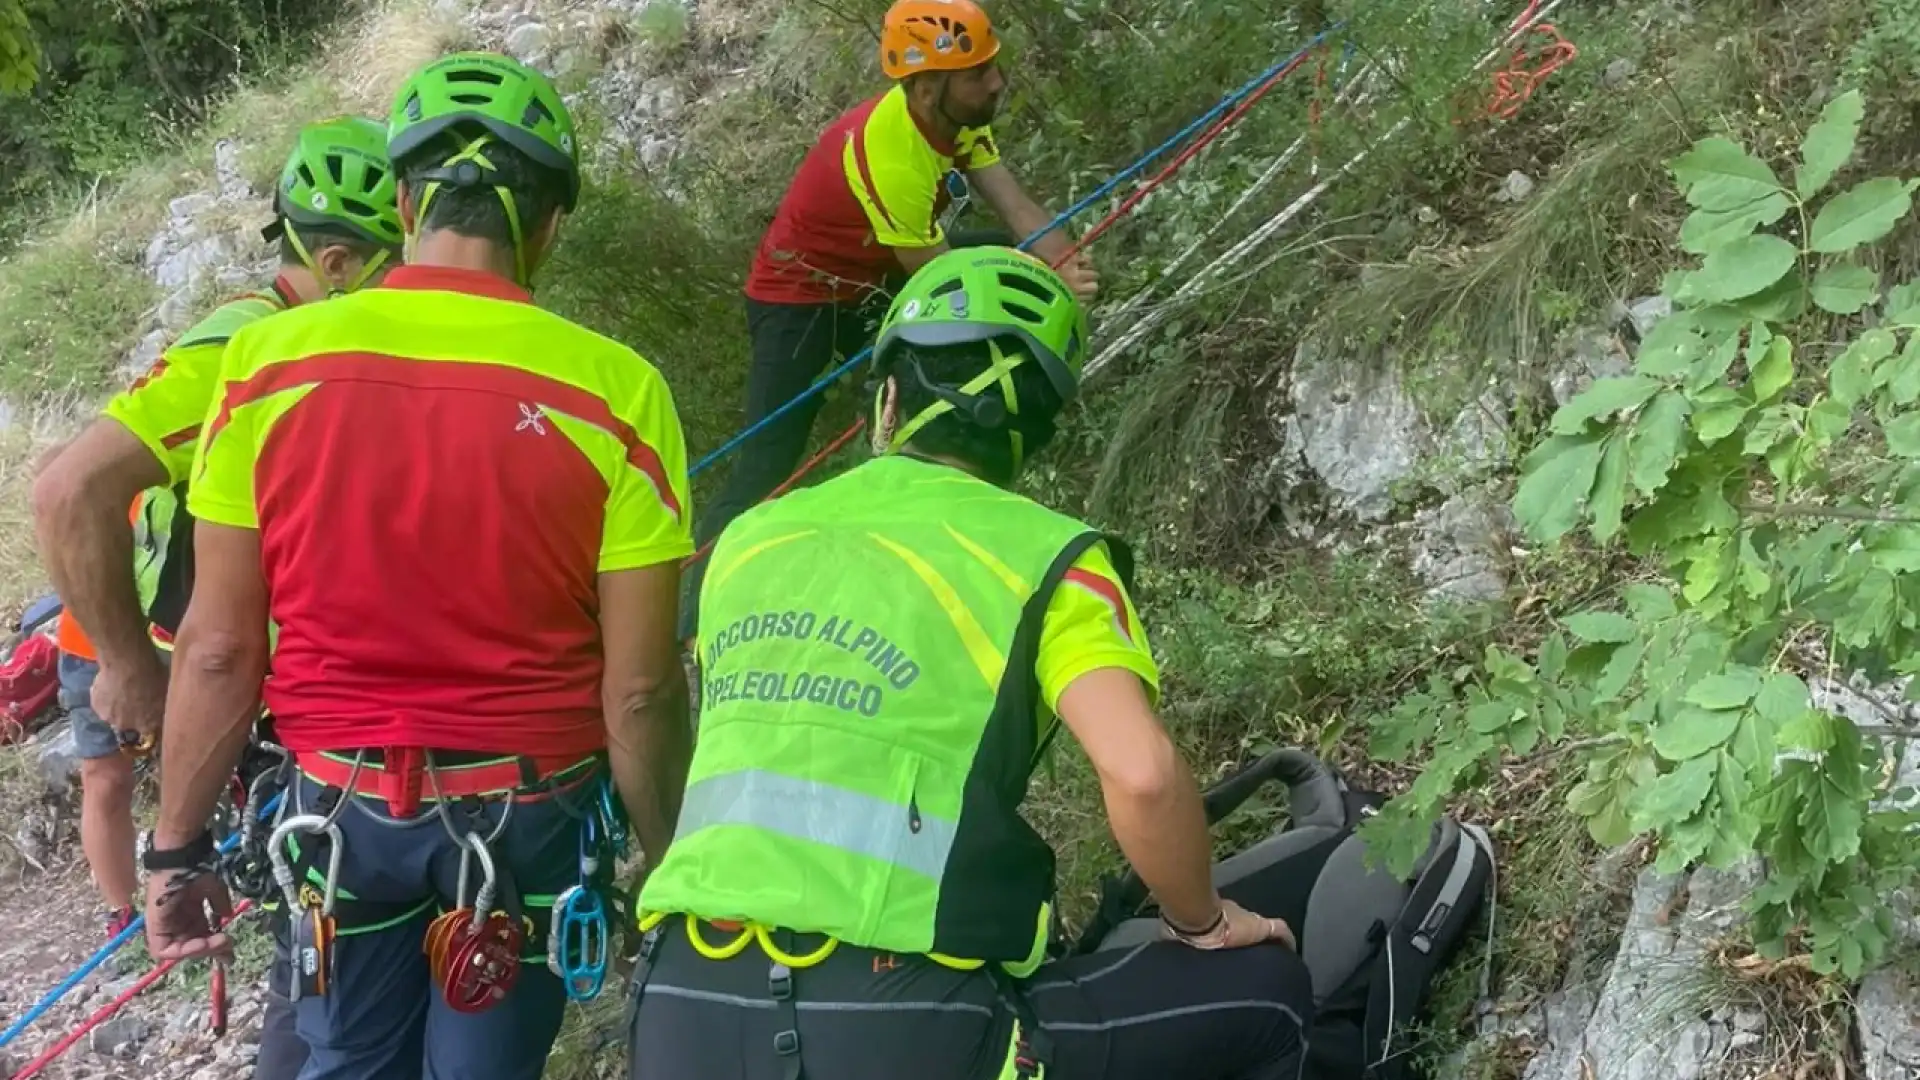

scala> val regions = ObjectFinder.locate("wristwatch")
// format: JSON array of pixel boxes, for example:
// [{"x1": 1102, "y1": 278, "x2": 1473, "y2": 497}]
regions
[{"x1": 140, "y1": 829, "x2": 215, "y2": 873}]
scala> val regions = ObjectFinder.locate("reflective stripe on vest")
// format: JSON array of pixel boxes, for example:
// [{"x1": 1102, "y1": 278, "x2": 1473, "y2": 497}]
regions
[
  {"x1": 640, "y1": 455, "x2": 1119, "y2": 975},
  {"x1": 678, "y1": 769, "x2": 959, "y2": 882}
]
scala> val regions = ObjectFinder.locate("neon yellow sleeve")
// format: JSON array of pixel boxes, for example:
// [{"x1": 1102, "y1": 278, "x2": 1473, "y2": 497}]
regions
[
  {"x1": 1035, "y1": 542, "x2": 1160, "y2": 713},
  {"x1": 956, "y1": 125, "x2": 1001, "y2": 171},
  {"x1": 186, "y1": 332, "x2": 263, "y2": 529},
  {"x1": 105, "y1": 338, "x2": 228, "y2": 486},
  {"x1": 599, "y1": 359, "x2": 695, "y2": 573}
]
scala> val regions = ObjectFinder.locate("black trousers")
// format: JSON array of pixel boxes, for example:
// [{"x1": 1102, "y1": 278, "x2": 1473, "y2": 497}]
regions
[
  {"x1": 681, "y1": 228, "x2": 1019, "y2": 642},
  {"x1": 628, "y1": 925, "x2": 1312, "y2": 1080}
]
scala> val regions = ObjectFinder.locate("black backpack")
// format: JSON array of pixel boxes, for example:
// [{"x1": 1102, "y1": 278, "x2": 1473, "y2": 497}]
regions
[{"x1": 1067, "y1": 748, "x2": 1497, "y2": 1080}]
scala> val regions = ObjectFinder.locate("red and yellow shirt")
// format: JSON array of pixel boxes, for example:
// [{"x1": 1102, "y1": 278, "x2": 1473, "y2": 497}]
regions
[
  {"x1": 55, "y1": 282, "x2": 295, "y2": 660},
  {"x1": 745, "y1": 84, "x2": 1001, "y2": 306},
  {"x1": 189, "y1": 265, "x2": 694, "y2": 759}
]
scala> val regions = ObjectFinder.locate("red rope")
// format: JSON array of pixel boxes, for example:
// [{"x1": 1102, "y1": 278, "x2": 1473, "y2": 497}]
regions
[
  {"x1": 683, "y1": 50, "x2": 1320, "y2": 571},
  {"x1": 10, "y1": 901, "x2": 254, "y2": 1080},
  {"x1": 1480, "y1": 0, "x2": 1577, "y2": 120}
]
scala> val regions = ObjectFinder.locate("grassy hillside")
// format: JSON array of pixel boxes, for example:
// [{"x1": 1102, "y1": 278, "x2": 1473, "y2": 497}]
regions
[{"x1": 4, "y1": 0, "x2": 1920, "y2": 1073}]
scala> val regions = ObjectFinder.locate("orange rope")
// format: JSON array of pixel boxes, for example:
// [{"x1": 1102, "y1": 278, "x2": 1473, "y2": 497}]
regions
[{"x1": 1481, "y1": 0, "x2": 1577, "y2": 120}]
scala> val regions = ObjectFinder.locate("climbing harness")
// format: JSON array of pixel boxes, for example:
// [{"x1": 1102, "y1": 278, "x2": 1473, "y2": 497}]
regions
[
  {"x1": 425, "y1": 832, "x2": 525, "y2": 1013},
  {"x1": 269, "y1": 813, "x2": 344, "y2": 1002}
]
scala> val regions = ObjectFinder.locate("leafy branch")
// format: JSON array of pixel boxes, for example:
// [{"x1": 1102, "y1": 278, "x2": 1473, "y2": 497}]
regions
[{"x1": 1360, "y1": 89, "x2": 1920, "y2": 979}]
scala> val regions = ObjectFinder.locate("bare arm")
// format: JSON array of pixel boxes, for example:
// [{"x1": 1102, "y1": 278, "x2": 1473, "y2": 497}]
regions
[
  {"x1": 1055, "y1": 667, "x2": 1219, "y2": 931},
  {"x1": 892, "y1": 239, "x2": 952, "y2": 275},
  {"x1": 600, "y1": 562, "x2": 694, "y2": 866},
  {"x1": 154, "y1": 521, "x2": 270, "y2": 849},
  {"x1": 968, "y1": 163, "x2": 1073, "y2": 264},
  {"x1": 31, "y1": 419, "x2": 169, "y2": 672}
]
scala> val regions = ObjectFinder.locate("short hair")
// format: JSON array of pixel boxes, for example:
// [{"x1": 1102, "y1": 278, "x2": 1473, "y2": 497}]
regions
[
  {"x1": 885, "y1": 339, "x2": 1065, "y2": 486},
  {"x1": 397, "y1": 126, "x2": 568, "y2": 245},
  {"x1": 277, "y1": 225, "x2": 391, "y2": 267}
]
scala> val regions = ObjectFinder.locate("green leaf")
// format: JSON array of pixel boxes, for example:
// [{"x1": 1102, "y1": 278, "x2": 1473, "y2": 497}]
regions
[
  {"x1": 1734, "y1": 272, "x2": 1811, "y2": 325},
  {"x1": 1743, "y1": 405, "x2": 1794, "y2": 455},
  {"x1": 1636, "y1": 312, "x2": 1704, "y2": 377},
  {"x1": 1514, "y1": 432, "x2": 1607, "y2": 543},
  {"x1": 1807, "y1": 396, "x2": 1854, "y2": 446},
  {"x1": 1652, "y1": 706, "x2": 1744, "y2": 761},
  {"x1": 1691, "y1": 396, "x2": 1750, "y2": 446},
  {"x1": 1776, "y1": 710, "x2": 1833, "y2": 753},
  {"x1": 1632, "y1": 755, "x2": 1718, "y2": 831},
  {"x1": 1537, "y1": 632, "x2": 1568, "y2": 681},
  {"x1": 1796, "y1": 89, "x2": 1864, "y2": 199},
  {"x1": 1622, "y1": 582, "x2": 1678, "y2": 622},
  {"x1": 1565, "y1": 610, "x2": 1636, "y2": 643},
  {"x1": 1830, "y1": 328, "x2": 1897, "y2": 406},
  {"x1": 1628, "y1": 391, "x2": 1693, "y2": 497},
  {"x1": 1884, "y1": 336, "x2": 1920, "y2": 405},
  {"x1": 1810, "y1": 177, "x2": 1915, "y2": 254},
  {"x1": 1589, "y1": 434, "x2": 1630, "y2": 543},
  {"x1": 1750, "y1": 335, "x2": 1794, "y2": 402},
  {"x1": 1811, "y1": 262, "x2": 1880, "y2": 314},
  {"x1": 1678, "y1": 195, "x2": 1792, "y2": 256},
  {"x1": 1753, "y1": 672, "x2": 1810, "y2": 722},
  {"x1": 1885, "y1": 278, "x2": 1920, "y2": 325},
  {"x1": 1549, "y1": 375, "x2": 1662, "y2": 435},
  {"x1": 1670, "y1": 137, "x2": 1784, "y2": 209},
  {"x1": 1594, "y1": 640, "x2": 1648, "y2": 703},
  {"x1": 1738, "y1": 532, "x2": 1770, "y2": 597},
  {"x1": 1685, "y1": 668, "x2": 1764, "y2": 710},
  {"x1": 1697, "y1": 234, "x2": 1800, "y2": 302},
  {"x1": 1887, "y1": 413, "x2": 1920, "y2": 457},
  {"x1": 1868, "y1": 525, "x2": 1920, "y2": 572}
]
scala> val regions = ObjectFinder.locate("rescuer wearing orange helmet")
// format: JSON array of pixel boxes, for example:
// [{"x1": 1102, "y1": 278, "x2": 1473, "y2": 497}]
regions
[{"x1": 681, "y1": 0, "x2": 1097, "y2": 642}]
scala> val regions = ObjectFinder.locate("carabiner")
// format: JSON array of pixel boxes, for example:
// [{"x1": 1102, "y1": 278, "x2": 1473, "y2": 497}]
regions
[
  {"x1": 546, "y1": 885, "x2": 610, "y2": 1002},
  {"x1": 268, "y1": 814, "x2": 343, "y2": 916},
  {"x1": 597, "y1": 782, "x2": 629, "y2": 857},
  {"x1": 456, "y1": 832, "x2": 499, "y2": 934}
]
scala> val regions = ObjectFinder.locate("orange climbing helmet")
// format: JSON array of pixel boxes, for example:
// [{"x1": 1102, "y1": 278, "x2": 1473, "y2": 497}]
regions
[{"x1": 879, "y1": 0, "x2": 1000, "y2": 80}]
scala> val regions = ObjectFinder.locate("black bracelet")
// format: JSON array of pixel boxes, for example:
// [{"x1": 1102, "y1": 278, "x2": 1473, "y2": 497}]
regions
[
  {"x1": 1162, "y1": 906, "x2": 1226, "y2": 940},
  {"x1": 142, "y1": 830, "x2": 215, "y2": 873}
]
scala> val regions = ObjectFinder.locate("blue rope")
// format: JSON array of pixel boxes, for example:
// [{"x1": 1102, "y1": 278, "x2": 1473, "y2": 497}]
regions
[
  {"x1": 686, "y1": 24, "x2": 1344, "y2": 480},
  {"x1": 0, "y1": 792, "x2": 282, "y2": 1051}
]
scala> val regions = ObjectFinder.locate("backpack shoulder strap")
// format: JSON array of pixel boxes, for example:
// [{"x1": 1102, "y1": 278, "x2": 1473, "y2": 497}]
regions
[{"x1": 1361, "y1": 819, "x2": 1497, "y2": 1080}]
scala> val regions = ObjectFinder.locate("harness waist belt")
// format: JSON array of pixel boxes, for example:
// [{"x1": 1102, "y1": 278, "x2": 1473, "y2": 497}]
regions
[{"x1": 295, "y1": 747, "x2": 601, "y2": 817}]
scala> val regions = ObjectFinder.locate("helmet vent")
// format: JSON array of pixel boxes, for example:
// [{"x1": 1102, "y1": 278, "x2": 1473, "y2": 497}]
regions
[
  {"x1": 1002, "y1": 300, "x2": 1043, "y2": 324},
  {"x1": 997, "y1": 272, "x2": 1055, "y2": 304},
  {"x1": 929, "y1": 278, "x2": 964, "y2": 299},
  {"x1": 325, "y1": 154, "x2": 345, "y2": 186},
  {"x1": 364, "y1": 164, "x2": 387, "y2": 190},
  {"x1": 451, "y1": 92, "x2": 492, "y2": 105},
  {"x1": 522, "y1": 100, "x2": 555, "y2": 130},
  {"x1": 297, "y1": 164, "x2": 316, "y2": 188},
  {"x1": 445, "y1": 68, "x2": 504, "y2": 87}
]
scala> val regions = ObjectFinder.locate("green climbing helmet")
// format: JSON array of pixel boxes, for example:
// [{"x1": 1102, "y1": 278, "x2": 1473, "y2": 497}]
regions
[
  {"x1": 276, "y1": 115, "x2": 404, "y2": 248},
  {"x1": 387, "y1": 51, "x2": 580, "y2": 210},
  {"x1": 873, "y1": 245, "x2": 1089, "y2": 407}
]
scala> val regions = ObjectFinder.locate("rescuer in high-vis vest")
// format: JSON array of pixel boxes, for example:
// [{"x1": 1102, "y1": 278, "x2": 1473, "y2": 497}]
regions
[
  {"x1": 680, "y1": 0, "x2": 1100, "y2": 645},
  {"x1": 629, "y1": 247, "x2": 1314, "y2": 1080},
  {"x1": 33, "y1": 116, "x2": 404, "y2": 1080}
]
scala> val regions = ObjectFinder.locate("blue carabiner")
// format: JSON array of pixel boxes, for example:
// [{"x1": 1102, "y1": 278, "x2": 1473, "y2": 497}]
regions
[{"x1": 551, "y1": 885, "x2": 610, "y2": 1002}]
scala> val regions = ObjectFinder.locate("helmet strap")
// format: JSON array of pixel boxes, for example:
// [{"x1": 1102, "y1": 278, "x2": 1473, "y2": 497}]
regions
[
  {"x1": 413, "y1": 134, "x2": 536, "y2": 289},
  {"x1": 887, "y1": 341, "x2": 1027, "y2": 470},
  {"x1": 283, "y1": 222, "x2": 392, "y2": 298}
]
